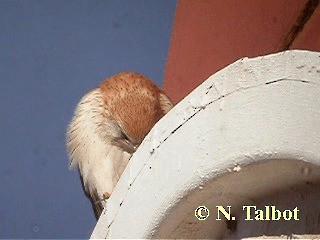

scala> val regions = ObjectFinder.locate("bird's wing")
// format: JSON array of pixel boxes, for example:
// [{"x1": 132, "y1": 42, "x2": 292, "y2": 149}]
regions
[
  {"x1": 79, "y1": 171, "x2": 103, "y2": 220},
  {"x1": 159, "y1": 91, "x2": 174, "y2": 114},
  {"x1": 79, "y1": 144, "x2": 130, "y2": 220}
]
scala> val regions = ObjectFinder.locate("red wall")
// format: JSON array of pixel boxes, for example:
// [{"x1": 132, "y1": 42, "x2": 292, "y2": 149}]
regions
[{"x1": 163, "y1": 0, "x2": 320, "y2": 104}]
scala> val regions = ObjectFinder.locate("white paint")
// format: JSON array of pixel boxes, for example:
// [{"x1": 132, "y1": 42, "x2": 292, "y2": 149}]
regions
[{"x1": 91, "y1": 50, "x2": 320, "y2": 239}]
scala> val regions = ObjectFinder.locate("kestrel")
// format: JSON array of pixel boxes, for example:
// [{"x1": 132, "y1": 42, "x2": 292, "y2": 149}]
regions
[{"x1": 66, "y1": 72, "x2": 173, "y2": 219}]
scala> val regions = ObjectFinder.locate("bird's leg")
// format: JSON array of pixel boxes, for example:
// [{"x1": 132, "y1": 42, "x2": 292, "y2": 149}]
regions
[{"x1": 94, "y1": 192, "x2": 110, "y2": 205}]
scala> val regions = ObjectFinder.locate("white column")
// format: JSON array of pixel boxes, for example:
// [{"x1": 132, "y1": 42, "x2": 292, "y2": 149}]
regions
[{"x1": 91, "y1": 50, "x2": 320, "y2": 239}]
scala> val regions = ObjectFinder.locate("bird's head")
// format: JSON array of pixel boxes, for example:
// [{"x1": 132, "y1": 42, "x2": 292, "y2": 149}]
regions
[{"x1": 100, "y1": 72, "x2": 170, "y2": 154}]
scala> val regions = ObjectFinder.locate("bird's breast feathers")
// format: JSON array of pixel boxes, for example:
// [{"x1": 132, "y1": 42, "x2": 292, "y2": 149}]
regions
[{"x1": 66, "y1": 88, "x2": 130, "y2": 198}]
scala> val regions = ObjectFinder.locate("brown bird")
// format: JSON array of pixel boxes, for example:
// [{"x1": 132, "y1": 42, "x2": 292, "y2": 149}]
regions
[{"x1": 66, "y1": 72, "x2": 173, "y2": 220}]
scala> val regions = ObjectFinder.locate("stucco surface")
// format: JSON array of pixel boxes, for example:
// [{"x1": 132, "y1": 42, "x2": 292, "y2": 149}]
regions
[{"x1": 91, "y1": 50, "x2": 320, "y2": 239}]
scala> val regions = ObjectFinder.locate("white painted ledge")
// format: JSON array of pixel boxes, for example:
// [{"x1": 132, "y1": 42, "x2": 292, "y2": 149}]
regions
[{"x1": 91, "y1": 50, "x2": 320, "y2": 239}]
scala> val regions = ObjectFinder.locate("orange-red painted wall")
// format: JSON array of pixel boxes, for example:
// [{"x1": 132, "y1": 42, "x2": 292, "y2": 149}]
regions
[{"x1": 163, "y1": 0, "x2": 320, "y2": 104}]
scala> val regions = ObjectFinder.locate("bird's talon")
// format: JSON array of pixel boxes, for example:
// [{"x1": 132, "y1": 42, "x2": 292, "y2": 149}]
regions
[{"x1": 103, "y1": 192, "x2": 111, "y2": 200}]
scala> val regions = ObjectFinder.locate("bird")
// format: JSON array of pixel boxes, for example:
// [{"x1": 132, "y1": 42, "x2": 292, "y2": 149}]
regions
[{"x1": 66, "y1": 72, "x2": 173, "y2": 220}]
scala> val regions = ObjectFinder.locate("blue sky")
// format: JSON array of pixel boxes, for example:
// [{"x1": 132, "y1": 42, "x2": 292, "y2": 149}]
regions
[{"x1": 0, "y1": 0, "x2": 176, "y2": 238}]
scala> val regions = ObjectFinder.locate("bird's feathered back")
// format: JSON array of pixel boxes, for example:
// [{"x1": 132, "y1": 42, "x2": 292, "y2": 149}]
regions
[{"x1": 100, "y1": 72, "x2": 171, "y2": 143}]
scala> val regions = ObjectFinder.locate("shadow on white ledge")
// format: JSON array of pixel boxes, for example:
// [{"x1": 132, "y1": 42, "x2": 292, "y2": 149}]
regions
[{"x1": 91, "y1": 50, "x2": 320, "y2": 239}]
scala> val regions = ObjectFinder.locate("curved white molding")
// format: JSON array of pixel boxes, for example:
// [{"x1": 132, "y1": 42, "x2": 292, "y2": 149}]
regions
[{"x1": 91, "y1": 50, "x2": 320, "y2": 239}]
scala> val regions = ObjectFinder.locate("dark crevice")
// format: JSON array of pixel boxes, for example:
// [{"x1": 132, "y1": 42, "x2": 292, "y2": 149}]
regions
[{"x1": 279, "y1": 0, "x2": 319, "y2": 51}]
